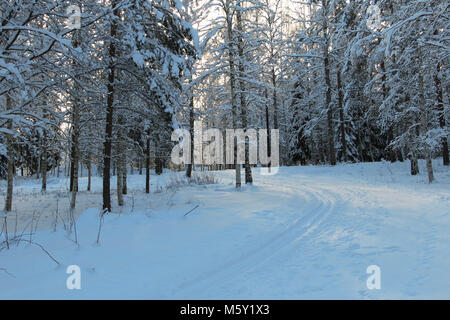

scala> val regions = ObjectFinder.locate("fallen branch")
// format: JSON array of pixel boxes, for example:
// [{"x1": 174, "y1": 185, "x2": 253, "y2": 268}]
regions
[
  {"x1": 13, "y1": 238, "x2": 61, "y2": 266},
  {"x1": 2, "y1": 215, "x2": 9, "y2": 250},
  {"x1": 0, "y1": 267, "x2": 16, "y2": 278},
  {"x1": 97, "y1": 209, "x2": 107, "y2": 245},
  {"x1": 27, "y1": 240, "x2": 61, "y2": 265},
  {"x1": 183, "y1": 205, "x2": 199, "y2": 217},
  {"x1": 1, "y1": 236, "x2": 60, "y2": 266}
]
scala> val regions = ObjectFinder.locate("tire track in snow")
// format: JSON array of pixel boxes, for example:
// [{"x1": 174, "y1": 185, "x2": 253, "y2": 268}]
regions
[{"x1": 175, "y1": 177, "x2": 339, "y2": 297}]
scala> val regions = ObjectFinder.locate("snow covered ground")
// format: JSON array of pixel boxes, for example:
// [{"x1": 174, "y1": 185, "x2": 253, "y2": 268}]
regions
[{"x1": 1, "y1": 160, "x2": 449, "y2": 299}]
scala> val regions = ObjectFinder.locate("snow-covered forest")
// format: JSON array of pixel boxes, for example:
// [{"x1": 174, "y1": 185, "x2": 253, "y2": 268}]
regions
[{"x1": 0, "y1": 0, "x2": 449, "y2": 300}]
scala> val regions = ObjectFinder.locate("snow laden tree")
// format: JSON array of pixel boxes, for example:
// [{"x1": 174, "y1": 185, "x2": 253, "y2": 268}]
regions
[
  {"x1": 198, "y1": 0, "x2": 264, "y2": 187},
  {"x1": 0, "y1": 0, "x2": 78, "y2": 211},
  {"x1": 282, "y1": 0, "x2": 448, "y2": 180},
  {"x1": 286, "y1": 0, "x2": 344, "y2": 165},
  {"x1": 257, "y1": 0, "x2": 288, "y2": 165},
  {"x1": 341, "y1": 0, "x2": 385, "y2": 163},
  {"x1": 374, "y1": 0, "x2": 449, "y2": 182},
  {"x1": 100, "y1": 0, "x2": 199, "y2": 212},
  {"x1": 174, "y1": 0, "x2": 209, "y2": 179}
]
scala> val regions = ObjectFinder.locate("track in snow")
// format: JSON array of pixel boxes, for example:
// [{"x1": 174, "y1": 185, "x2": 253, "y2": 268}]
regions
[{"x1": 176, "y1": 176, "x2": 340, "y2": 296}]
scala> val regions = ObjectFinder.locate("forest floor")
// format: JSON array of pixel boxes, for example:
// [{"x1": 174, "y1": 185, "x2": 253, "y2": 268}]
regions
[{"x1": 0, "y1": 160, "x2": 449, "y2": 299}]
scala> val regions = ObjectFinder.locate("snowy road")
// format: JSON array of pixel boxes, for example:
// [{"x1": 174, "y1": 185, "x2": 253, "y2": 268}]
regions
[
  {"x1": 177, "y1": 177, "x2": 337, "y2": 296},
  {"x1": 175, "y1": 164, "x2": 450, "y2": 299},
  {"x1": 1, "y1": 160, "x2": 449, "y2": 299}
]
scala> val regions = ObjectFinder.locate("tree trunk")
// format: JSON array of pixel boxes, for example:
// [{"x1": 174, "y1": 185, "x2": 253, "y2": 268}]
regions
[
  {"x1": 426, "y1": 155, "x2": 434, "y2": 183},
  {"x1": 418, "y1": 69, "x2": 434, "y2": 183},
  {"x1": 87, "y1": 160, "x2": 92, "y2": 191},
  {"x1": 322, "y1": 6, "x2": 336, "y2": 166},
  {"x1": 116, "y1": 114, "x2": 126, "y2": 205},
  {"x1": 70, "y1": 155, "x2": 74, "y2": 192},
  {"x1": 117, "y1": 159, "x2": 124, "y2": 206},
  {"x1": 226, "y1": 5, "x2": 241, "y2": 188},
  {"x1": 146, "y1": 138, "x2": 150, "y2": 194},
  {"x1": 236, "y1": 3, "x2": 252, "y2": 184},
  {"x1": 36, "y1": 147, "x2": 40, "y2": 179},
  {"x1": 41, "y1": 152, "x2": 47, "y2": 192},
  {"x1": 265, "y1": 88, "x2": 271, "y2": 171},
  {"x1": 38, "y1": 88, "x2": 46, "y2": 183},
  {"x1": 123, "y1": 163, "x2": 127, "y2": 195},
  {"x1": 65, "y1": 154, "x2": 69, "y2": 177},
  {"x1": 70, "y1": 157, "x2": 78, "y2": 209},
  {"x1": 70, "y1": 18, "x2": 81, "y2": 196},
  {"x1": 272, "y1": 67, "x2": 279, "y2": 131},
  {"x1": 70, "y1": 97, "x2": 80, "y2": 208},
  {"x1": 102, "y1": 1, "x2": 119, "y2": 212},
  {"x1": 380, "y1": 59, "x2": 396, "y2": 163},
  {"x1": 337, "y1": 69, "x2": 347, "y2": 162},
  {"x1": 70, "y1": 132, "x2": 79, "y2": 192},
  {"x1": 70, "y1": 126, "x2": 79, "y2": 209},
  {"x1": 435, "y1": 63, "x2": 449, "y2": 166},
  {"x1": 387, "y1": 127, "x2": 396, "y2": 162},
  {"x1": 186, "y1": 92, "x2": 194, "y2": 179},
  {"x1": 155, "y1": 157, "x2": 163, "y2": 175},
  {"x1": 5, "y1": 94, "x2": 14, "y2": 212},
  {"x1": 410, "y1": 153, "x2": 419, "y2": 176}
]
